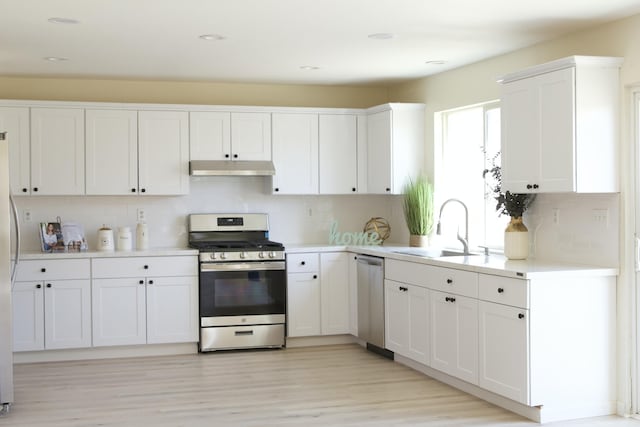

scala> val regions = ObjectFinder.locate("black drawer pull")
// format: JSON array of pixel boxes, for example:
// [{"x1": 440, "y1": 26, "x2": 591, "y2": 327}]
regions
[
  {"x1": 497, "y1": 288, "x2": 504, "y2": 293},
  {"x1": 446, "y1": 278, "x2": 453, "y2": 284},
  {"x1": 36, "y1": 284, "x2": 41, "y2": 289},
  {"x1": 518, "y1": 313, "x2": 525, "y2": 319},
  {"x1": 399, "y1": 286, "x2": 408, "y2": 292},
  {"x1": 148, "y1": 280, "x2": 154, "y2": 285},
  {"x1": 41, "y1": 268, "x2": 46, "y2": 273},
  {"x1": 143, "y1": 265, "x2": 149, "y2": 269},
  {"x1": 301, "y1": 261, "x2": 306, "y2": 266},
  {"x1": 46, "y1": 283, "x2": 52, "y2": 288},
  {"x1": 139, "y1": 280, "x2": 144, "y2": 285},
  {"x1": 313, "y1": 275, "x2": 317, "y2": 279}
]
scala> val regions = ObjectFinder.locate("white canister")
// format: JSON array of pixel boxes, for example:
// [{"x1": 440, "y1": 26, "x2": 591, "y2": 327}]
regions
[
  {"x1": 117, "y1": 227, "x2": 133, "y2": 251},
  {"x1": 136, "y1": 222, "x2": 149, "y2": 250},
  {"x1": 97, "y1": 226, "x2": 115, "y2": 252}
]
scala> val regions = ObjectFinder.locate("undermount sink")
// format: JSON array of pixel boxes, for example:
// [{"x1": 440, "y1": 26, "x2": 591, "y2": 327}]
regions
[{"x1": 391, "y1": 248, "x2": 479, "y2": 258}]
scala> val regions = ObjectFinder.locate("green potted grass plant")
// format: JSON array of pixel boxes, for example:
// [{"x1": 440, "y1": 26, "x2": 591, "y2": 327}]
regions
[{"x1": 402, "y1": 174, "x2": 434, "y2": 247}]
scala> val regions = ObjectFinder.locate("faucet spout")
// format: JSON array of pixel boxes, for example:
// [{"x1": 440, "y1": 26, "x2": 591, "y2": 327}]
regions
[{"x1": 436, "y1": 198, "x2": 470, "y2": 255}]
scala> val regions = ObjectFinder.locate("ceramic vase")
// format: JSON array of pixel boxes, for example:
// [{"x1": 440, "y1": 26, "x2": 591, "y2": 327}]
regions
[{"x1": 504, "y1": 216, "x2": 528, "y2": 260}]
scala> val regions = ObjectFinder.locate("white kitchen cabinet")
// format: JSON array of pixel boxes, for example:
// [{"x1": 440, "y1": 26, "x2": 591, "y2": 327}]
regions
[
  {"x1": 384, "y1": 279, "x2": 429, "y2": 365},
  {"x1": 30, "y1": 107, "x2": 85, "y2": 195},
  {"x1": 85, "y1": 109, "x2": 138, "y2": 195},
  {"x1": 189, "y1": 111, "x2": 231, "y2": 161},
  {"x1": 479, "y1": 300, "x2": 529, "y2": 404},
  {"x1": 0, "y1": 107, "x2": 30, "y2": 195},
  {"x1": 319, "y1": 114, "x2": 358, "y2": 194},
  {"x1": 138, "y1": 110, "x2": 189, "y2": 195},
  {"x1": 500, "y1": 56, "x2": 622, "y2": 193},
  {"x1": 12, "y1": 259, "x2": 92, "y2": 351},
  {"x1": 348, "y1": 253, "x2": 358, "y2": 336},
  {"x1": 365, "y1": 103, "x2": 424, "y2": 194},
  {"x1": 271, "y1": 113, "x2": 319, "y2": 194},
  {"x1": 91, "y1": 256, "x2": 198, "y2": 346},
  {"x1": 230, "y1": 112, "x2": 272, "y2": 161},
  {"x1": 430, "y1": 289, "x2": 478, "y2": 384},
  {"x1": 320, "y1": 252, "x2": 350, "y2": 335}
]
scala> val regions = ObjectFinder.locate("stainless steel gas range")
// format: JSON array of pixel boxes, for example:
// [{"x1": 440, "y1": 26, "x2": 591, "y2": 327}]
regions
[{"x1": 188, "y1": 213, "x2": 286, "y2": 352}]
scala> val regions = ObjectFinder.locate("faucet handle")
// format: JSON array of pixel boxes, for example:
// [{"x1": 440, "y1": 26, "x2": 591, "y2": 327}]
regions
[{"x1": 478, "y1": 245, "x2": 490, "y2": 256}]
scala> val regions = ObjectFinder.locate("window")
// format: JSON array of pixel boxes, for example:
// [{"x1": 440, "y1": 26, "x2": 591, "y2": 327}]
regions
[{"x1": 435, "y1": 101, "x2": 507, "y2": 251}]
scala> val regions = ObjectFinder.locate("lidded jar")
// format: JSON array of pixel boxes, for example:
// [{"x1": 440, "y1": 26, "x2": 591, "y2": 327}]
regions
[
  {"x1": 97, "y1": 225, "x2": 115, "y2": 252},
  {"x1": 117, "y1": 227, "x2": 132, "y2": 251},
  {"x1": 136, "y1": 222, "x2": 149, "y2": 250}
]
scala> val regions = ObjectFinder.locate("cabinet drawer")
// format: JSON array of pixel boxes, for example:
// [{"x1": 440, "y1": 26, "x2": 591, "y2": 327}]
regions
[
  {"x1": 286, "y1": 253, "x2": 319, "y2": 273},
  {"x1": 479, "y1": 274, "x2": 529, "y2": 308},
  {"x1": 385, "y1": 259, "x2": 436, "y2": 288},
  {"x1": 15, "y1": 259, "x2": 90, "y2": 281},
  {"x1": 428, "y1": 266, "x2": 478, "y2": 298},
  {"x1": 92, "y1": 256, "x2": 197, "y2": 278}
]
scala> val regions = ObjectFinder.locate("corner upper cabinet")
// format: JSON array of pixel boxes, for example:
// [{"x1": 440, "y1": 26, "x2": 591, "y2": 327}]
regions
[
  {"x1": 271, "y1": 113, "x2": 319, "y2": 194},
  {"x1": 365, "y1": 103, "x2": 425, "y2": 194},
  {"x1": 0, "y1": 107, "x2": 30, "y2": 195},
  {"x1": 30, "y1": 108, "x2": 85, "y2": 195},
  {"x1": 500, "y1": 56, "x2": 622, "y2": 193}
]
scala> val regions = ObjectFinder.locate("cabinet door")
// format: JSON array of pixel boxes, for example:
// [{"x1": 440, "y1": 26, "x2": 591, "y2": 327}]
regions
[
  {"x1": 287, "y1": 272, "x2": 321, "y2": 337},
  {"x1": 0, "y1": 107, "x2": 30, "y2": 195},
  {"x1": 85, "y1": 109, "x2": 139, "y2": 195},
  {"x1": 146, "y1": 276, "x2": 198, "y2": 344},
  {"x1": 92, "y1": 278, "x2": 146, "y2": 346},
  {"x1": 366, "y1": 110, "x2": 392, "y2": 194},
  {"x1": 138, "y1": 110, "x2": 189, "y2": 195},
  {"x1": 319, "y1": 114, "x2": 357, "y2": 194},
  {"x1": 430, "y1": 290, "x2": 478, "y2": 384},
  {"x1": 44, "y1": 279, "x2": 92, "y2": 349},
  {"x1": 407, "y1": 285, "x2": 429, "y2": 365},
  {"x1": 272, "y1": 113, "x2": 319, "y2": 194},
  {"x1": 12, "y1": 282, "x2": 45, "y2": 351},
  {"x1": 384, "y1": 279, "x2": 409, "y2": 354},
  {"x1": 230, "y1": 112, "x2": 271, "y2": 161},
  {"x1": 320, "y1": 252, "x2": 350, "y2": 335},
  {"x1": 479, "y1": 301, "x2": 529, "y2": 404},
  {"x1": 30, "y1": 108, "x2": 85, "y2": 195},
  {"x1": 189, "y1": 111, "x2": 231, "y2": 160}
]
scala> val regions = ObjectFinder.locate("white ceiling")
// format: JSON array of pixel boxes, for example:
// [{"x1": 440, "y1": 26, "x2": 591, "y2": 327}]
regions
[{"x1": 1, "y1": 0, "x2": 640, "y2": 86}]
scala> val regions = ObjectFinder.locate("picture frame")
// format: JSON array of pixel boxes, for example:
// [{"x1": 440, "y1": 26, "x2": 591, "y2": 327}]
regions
[{"x1": 40, "y1": 222, "x2": 65, "y2": 252}]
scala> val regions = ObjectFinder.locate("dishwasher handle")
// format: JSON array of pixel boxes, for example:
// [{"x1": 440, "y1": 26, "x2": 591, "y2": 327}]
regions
[{"x1": 357, "y1": 255, "x2": 384, "y2": 267}]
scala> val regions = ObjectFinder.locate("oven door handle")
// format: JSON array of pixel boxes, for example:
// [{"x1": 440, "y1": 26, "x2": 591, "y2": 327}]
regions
[{"x1": 200, "y1": 261, "x2": 286, "y2": 272}]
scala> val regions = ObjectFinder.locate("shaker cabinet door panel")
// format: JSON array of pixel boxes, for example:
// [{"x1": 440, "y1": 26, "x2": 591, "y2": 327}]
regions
[
  {"x1": 43, "y1": 279, "x2": 92, "y2": 350},
  {"x1": 92, "y1": 278, "x2": 147, "y2": 346},
  {"x1": 0, "y1": 107, "x2": 31, "y2": 195},
  {"x1": 12, "y1": 282, "x2": 45, "y2": 351}
]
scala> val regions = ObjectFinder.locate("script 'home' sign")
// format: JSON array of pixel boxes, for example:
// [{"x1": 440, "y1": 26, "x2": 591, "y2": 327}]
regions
[{"x1": 328, "y1": 221, "x2": 382, "y2": 246}]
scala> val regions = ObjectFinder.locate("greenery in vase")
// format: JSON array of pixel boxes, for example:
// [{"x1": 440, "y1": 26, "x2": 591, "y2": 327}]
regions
[
  {"x1": 402, "y1": 174, "x2": 434, "y2": 235},
  {"x1": 483, "y1": 153, "x2": 536, "y2": 218}
]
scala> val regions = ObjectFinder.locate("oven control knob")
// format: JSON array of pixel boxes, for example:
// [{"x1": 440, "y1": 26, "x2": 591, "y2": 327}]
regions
[
  {"x1": 220, "y1": 252, "x2": 227, "y2": 260},
  {"x1": 258, "y1": 251, "x2": 265, "y2": 259},
  {"x1": 240, "y1": 252, "x2": 247, "y2": 259},
  {"x1": 268, "y1": 251, "x2": 276, "y2": 258},
  {"x1": 209, "y1": 252, "x2": 216, "y2": 260}
]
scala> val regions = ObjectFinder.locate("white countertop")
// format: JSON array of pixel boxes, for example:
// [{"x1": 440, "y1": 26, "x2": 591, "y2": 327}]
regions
[
  {"x1": 285, "y1": 243, "x2": 618, "y2": 279},
  {"x1": 18, "y1": 247, "x2": 198, "y2": 260}
]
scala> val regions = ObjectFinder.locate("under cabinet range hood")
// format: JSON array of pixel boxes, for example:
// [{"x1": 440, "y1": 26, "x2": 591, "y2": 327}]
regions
[{"x1": 189, "y1": 160, "x2": 276, "y2": 176}]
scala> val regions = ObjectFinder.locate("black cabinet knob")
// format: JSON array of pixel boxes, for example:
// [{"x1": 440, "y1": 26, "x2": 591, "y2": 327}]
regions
[
  {"x1": 301, "y1": 261, "x2": 306, "y2": 265},
  {"x1": 41, "y1": 268, "x2": 46, "y2": 273},
  {"x1": 385, "y1": 188, "x2": 390, "y2": 192},
  {"x1": 233, "y1": 154, "x2": 238, "y2": 159},
  {"x1": 446, "y1": 278, "x2": 453, "y2": 284},
  {"x1": 497, "y1": 288, "x2": 504, "y2": 293},
  {"x1": 131, "y1": 188, "x2": 136, "y2": 193},
  {"x1": 143, "y1": 265, "x2": 149, "y2": 269},
  {"x1": 36, "y1": 284, "x2": 41, "y2": 289},
  {"x1": 399, "y1": 286, "x2": 408, "y2": 292},
  {"x1": 139, "y1": 280, "x2": 144, "y2": 285},
  {"x1": 33, "y1": 187, "x2": 38, "y2": 192},
  {"x1": 518, "y1": 313, "x2": 525, "y2": 319},
  {"x1": 148, "y1": 280, "x2": 154, "y2": 285},
  {"x1": 141, "y1": 188, "x2": 146, "y2": 193},
  {"x1": 225, "y1": 154, "x2": 230, "y2": 158},
  {"x1": 450, "y1": 297, "x2": 456, "y2": 302},
  {"x1": 313, "y1": 275, "x2": 317, "y2": 279},
  {"x1": 533, "y1": 184, "x2": 539, "y2": 189},
  {"x1": 445, "y1": 297, "x2": 451, "y2": 302},
  {"x1": 22, "y1": 188, "x2": 27, "y2": 193},
  {"x1": 274, "y1": 188, "x2": 279, "y2": 192},
  {"x1": 352, "y1": 187, "x2": 356, "y2": 192},
  {"x1": 46, "y1": 283, "x2": 52, "y2": 288}
]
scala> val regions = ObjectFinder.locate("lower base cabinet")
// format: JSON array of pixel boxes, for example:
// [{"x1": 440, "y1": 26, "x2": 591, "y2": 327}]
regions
[{"x1": 384, "y1": 279, "x2": 429, "y2": 364}]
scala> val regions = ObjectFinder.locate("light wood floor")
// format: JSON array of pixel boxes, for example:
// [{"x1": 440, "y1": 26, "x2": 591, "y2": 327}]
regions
[{"x1": 1, "y1": 344, "x2": 639, "y2": 427}]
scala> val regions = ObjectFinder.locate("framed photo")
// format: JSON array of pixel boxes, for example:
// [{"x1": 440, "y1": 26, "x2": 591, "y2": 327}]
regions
[
  {"x1": 61, "y1": 222, "x2": 87, "y2": 252},
  {"x1": 40, "y1": 222, "x2": 64, "y2": 252}
]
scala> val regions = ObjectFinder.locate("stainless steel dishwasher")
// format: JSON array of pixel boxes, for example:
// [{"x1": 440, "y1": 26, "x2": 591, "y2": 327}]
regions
[{"x1": 356, "y1": 254, "x2": 393, "y2": 358}]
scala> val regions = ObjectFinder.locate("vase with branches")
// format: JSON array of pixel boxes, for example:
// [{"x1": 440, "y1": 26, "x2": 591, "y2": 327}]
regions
[{"x1": 483, "y1": 153, "x2": 536, "y2": 259}]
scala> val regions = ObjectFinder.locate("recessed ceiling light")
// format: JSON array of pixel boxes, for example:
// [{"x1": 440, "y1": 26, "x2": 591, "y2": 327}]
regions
[
  {"x1": 425, "y1": 60, "x2": 446, "y2": 65},
  {"x1": 47, "y1": 17, "x2": 79, "y2": 24},
  {"x1": 199, "y1": 34, "x2": 226, "y2": 41},
  {"x1": 300, "y1": 66, "x2": 320, "y2": 70},
  {"x1": 44, "y1": 57, "x2": 69, "y2": 62},
  {"x1": 368, "y1": 33, "x2": 396, "y2": 40}
]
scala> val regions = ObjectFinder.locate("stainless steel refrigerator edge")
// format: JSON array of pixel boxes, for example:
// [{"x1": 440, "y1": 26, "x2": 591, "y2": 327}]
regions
[
  {"x1": 0, "y1": 132, "x2": 14, "y2": 413},
  {"x1": 356, "y1": 255, "x2": 387, "y2": 352}
]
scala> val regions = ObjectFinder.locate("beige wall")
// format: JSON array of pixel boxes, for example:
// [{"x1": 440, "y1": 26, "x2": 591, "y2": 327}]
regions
[{"x1": 0, "y1": 76, "x2": 388, "y2": 108}]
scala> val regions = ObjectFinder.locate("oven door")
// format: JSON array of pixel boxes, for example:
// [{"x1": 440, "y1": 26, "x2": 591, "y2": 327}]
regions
[{"x1": 199, "y1": 261, "x2": 286, "y2": 322}]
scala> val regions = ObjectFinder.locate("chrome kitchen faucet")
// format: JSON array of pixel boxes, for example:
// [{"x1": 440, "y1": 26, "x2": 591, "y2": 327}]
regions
[{"x1": 436, "y1": 198, "x2": 470, "y2": 255}]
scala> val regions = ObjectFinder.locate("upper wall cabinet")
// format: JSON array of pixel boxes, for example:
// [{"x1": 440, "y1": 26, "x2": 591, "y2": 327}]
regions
[
  {"x1": 272, "y1": 113, "x2": 319, "y2": 194},
  {"x1": 30, "y1": 108, "x2": 86, "y2": 195},
  {"x1": 86, "y1": 109, "x2": 189, "y2": 195},
  {"x1": 319, "y1": 114, "x2": 358, "y2": 195},
  {"x1": 190, "y1": 111, "x2": 271, "y2": 161},
  {"x1": 365, "y1": 103, "x2": 425, "y2": 195},
  {"x1": 500, "y1": 56, "x2": 622, "y2": 193},
  {"x1": 0, "y1": 107, "x2": 30, "y2": 195}
]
